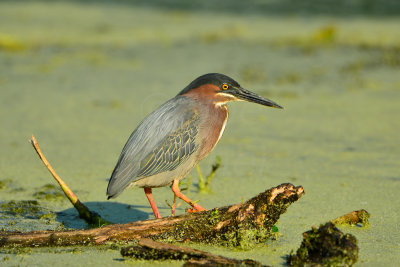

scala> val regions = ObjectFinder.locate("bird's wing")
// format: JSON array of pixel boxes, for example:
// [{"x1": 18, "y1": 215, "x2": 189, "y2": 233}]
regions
[
  {"x1": 136, "y1": 114, "x2": 199, "y2": 177},
  {"x1": 106, "y1": 96, "x2": 200, "y2": 198}
]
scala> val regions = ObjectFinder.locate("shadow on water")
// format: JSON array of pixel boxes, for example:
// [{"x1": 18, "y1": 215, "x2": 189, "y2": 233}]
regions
[
  {"x1": 0, "y1": 200, "x2": 151, "y2": 231},
  {"x1": 0, "y1": 199, "x2": 178, "y2": 231},
  {"x1": 1, "y1": 0, "x2": 400, "y2": 17},
  {"x1": 58, "y1": 201, "x2": 150, "y2": 229}
]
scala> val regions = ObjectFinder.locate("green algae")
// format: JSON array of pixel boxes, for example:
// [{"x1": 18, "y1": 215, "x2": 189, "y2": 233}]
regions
[
  {"x1": 2, "y1": 246, "x2": 86, "y2": 256},
  {"x1": 152, "y1": 185, "x2": 302, "y2": 250},
  {"x1": 0, "y1": 179, "x2": 25, "y2": 193},
  {"x1": 91, "y1": 99, "x2": 123, "y2": 109},
  {"x1": 0, "y1": 34, "x2": 26, "y2": 52},
  {"x1": 341, "y1": 46, "x2": 400, "y2": 76},
  {"x1": 332, "y1": 209, "x2": 370, "y2": 228},
  {"x1": 239, "y1": 65, "x2": 268, "y2": 84},
  {"x1": 1, "y1": 200, "x2": 42, "y2": 217},
  {"x1": 0, "y1": 1, "x2": 399, "y2": 266},
  {"x1": 0, "y1": 200, "x2": 62, "y2": 232},
  {"x1": 271, "y1": 24, "x2": 338, "y2": 55},
  {"x1": 0, "y1": 179, "x2": 12, "y2": 190},
  {"x1": 154, "y1": 210, "x2": 275, "y2": 249},
  {"x1": 199, "y1": 24, "x2": 247, "y2": 44},
  {"x1": 33, "y1": 184, "x2": 64, "y2": 202}
]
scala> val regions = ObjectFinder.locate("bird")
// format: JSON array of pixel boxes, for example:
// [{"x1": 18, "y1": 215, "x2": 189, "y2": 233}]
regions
[{"x1": 106, "y1": 73, "x2": 283, "y2": 219}]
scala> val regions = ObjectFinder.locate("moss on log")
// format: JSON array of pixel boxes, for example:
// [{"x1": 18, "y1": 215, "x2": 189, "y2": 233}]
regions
[
  {"x1": 331, "y1": 209, "x2": 370, "y2": 227},
  {"x1": 154, "y1": 183, "x2": 304, "y2": 249}
]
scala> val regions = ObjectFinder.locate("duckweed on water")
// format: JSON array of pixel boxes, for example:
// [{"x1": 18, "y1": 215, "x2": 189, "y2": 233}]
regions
[
  {"x1": 199, "y1": 24, "x2": 247, "y2": 44},
  {"x1": 0, "y1": 179, "x2": 11, "y2": 190},
  {"x1": 239, "y1": 65, "x2": 267, "y2": 84},
  {"x1": 91, "y1": 99, "x2": 123, "y2": 109},
  {"x1": 0, "y1": 34, "x2": 26, "y2": 52},
  {"x1": 33, "y1": 184, "x2": 64, "y2": 201},
  {"x1": 272, "y1": 24, "x2": 338, "y2": 53},
  {"x1": 0, "y1": 200, "x2": 62, "y2": 231},
  {"x1": 341, "y1": 46, "x2": 400, "y2": 74},
  {"x1": 1, "y1": 200, "x2": 41, "y2": 217},
  {"x1": 0, "y1": 179, "x2": 21, "y2": 191},
  {"x1": 2, "y1": 246, "x2": 84, "y2": 256}
]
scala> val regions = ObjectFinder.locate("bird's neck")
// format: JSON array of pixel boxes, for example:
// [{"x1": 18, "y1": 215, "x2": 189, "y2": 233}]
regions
[{"x1": 197, "y1": 103, "x2": 229, "y2": 160}]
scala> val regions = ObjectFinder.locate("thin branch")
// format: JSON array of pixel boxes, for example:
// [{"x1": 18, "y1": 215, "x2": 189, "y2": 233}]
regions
[
  {"x1": 197, "y1": 156, "x2": 221, "y2": 193},
  {"x1": 29, "y1": 135, "x2": 111, "y2": 227},
  {"x1": 196, "y1": 164, "x2": 206, "y2": 191},
  {"x1": 30, "y1": 135, "x2": 78, "y2": 205},
  {"x1": 205, "y1": 155, "x2": 221, "y2": 189}
]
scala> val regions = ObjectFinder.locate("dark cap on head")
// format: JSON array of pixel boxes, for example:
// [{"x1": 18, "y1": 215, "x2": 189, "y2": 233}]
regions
[{"x1": 178, "y1": 73, "x2": 240, "y2": 95}]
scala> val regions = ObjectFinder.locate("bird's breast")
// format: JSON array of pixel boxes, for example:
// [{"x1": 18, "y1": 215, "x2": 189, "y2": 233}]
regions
[{"x1": 197, "y1": 104, "x2": 229, "y2": 160}]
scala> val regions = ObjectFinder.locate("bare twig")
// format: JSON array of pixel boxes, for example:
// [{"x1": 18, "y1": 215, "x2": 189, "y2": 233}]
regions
[
  {"x1": 197, "y1": 164, "x2": 206, "y2": 191},
  {"x1": 197, "y1": 156, "x2": 221, "y2": 193},
  {"x1": 205, "y1": 155, "x2": 221, "y2": 189},
  {"x1": 29, "y1": 135, "x2": 111, "y2": 227}
]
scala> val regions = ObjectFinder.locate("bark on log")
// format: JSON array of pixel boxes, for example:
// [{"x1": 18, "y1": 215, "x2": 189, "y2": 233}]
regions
[
  {"x1": 121, "y1": 238, "x2": 268, "y2": 266},
  {"x1": 0, "y1": 183, "x2": 304, "y2": 248}
]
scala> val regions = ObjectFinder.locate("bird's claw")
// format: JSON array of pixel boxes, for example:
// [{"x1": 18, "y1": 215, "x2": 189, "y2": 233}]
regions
[
  {"x1": 186, "y1": 208, "x2": 197, "y2": 213},
  {"x1": 186, "y1": 207, "x2": 208, "y2": 214}
]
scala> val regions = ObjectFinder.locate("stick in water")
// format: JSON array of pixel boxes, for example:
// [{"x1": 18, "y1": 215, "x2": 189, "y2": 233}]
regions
[{"x1": 29, "y1": 135, "x2": 111, "y2": 227}]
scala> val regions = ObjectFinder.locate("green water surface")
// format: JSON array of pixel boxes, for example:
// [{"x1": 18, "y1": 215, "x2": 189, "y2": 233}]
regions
[{"x1": 1, "y1": 1, "x2": 399, "y2": 266}]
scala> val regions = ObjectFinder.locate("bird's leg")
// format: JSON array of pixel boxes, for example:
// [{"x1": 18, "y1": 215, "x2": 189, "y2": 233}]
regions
[
  {"x1": 171, "y1": 195, "x2": 177, "y2": 216},
  {"x1": 171, "y1": 180, "x2": 206, "y2": 212},
  {"x1": 144, "y1": 187, "x2": 161, "y2": 219}
]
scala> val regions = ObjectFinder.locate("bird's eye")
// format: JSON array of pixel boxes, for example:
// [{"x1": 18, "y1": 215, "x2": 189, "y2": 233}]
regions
[{"x1": 221, "y1": 84, "x2": 229, "y2": 90}]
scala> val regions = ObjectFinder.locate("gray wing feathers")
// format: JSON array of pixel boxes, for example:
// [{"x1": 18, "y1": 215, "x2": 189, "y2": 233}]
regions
[
  {"x1": 106, "y1": 96, "x2": 199, "y2": 198},
  {"x1": 137, "y1": 116, "x2": 199, "y2": 177}
]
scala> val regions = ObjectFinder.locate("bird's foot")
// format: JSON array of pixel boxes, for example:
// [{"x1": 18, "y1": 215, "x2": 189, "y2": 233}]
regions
[{"x1": 186, "y1": 204, "x2": 207, "y2": 214}]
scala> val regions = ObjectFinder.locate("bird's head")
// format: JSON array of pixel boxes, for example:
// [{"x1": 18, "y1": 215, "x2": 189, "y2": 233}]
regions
[{"x1": 179, "y1": 73, "x2": 283, "y2": 109}]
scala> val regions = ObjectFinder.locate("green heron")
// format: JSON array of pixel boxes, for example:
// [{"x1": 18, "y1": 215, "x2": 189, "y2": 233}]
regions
[{"x1": 107, "y1": 73, "x2": 282, "y2": 219}]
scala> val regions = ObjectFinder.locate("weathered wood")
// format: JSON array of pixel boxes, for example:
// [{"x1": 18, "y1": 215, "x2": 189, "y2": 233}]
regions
[
  {"x1": 121, "y1": 238, "x2": 268, "y2": 266},
  {"x1": 0, "y1": 183, "x2": 304, "y2": 248},
  {"x1": 331, "y1": 209, "x2": 370, "y2": 227}
]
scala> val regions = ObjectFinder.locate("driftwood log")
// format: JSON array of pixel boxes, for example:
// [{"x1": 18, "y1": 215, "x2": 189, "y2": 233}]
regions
[
  {"x1": 0, "y1": 183, "x2": 303, "y2": 248},
  {"x1": 121, "y1": 238, "x2": 268, "y2": 266},
  {"x1": 331, "y1": 209, "x2": 370, "y2": 227}
]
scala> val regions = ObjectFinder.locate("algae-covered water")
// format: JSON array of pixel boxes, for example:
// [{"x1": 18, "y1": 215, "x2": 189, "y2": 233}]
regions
[{"x1": 1, "y1": 1, "x2": 400, "y2": 266}]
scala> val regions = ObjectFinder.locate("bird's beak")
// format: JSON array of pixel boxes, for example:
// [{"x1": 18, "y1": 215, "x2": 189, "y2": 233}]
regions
[{"x1": 231, "y1": 87, "x2": 283, "y2": 109}]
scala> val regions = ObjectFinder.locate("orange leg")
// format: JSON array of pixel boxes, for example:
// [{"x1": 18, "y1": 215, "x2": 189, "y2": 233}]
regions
[
  {"x1": 144, "y1": 187, "x2": 161, "y2": 219},
  {"x1": 171, "y1": 180, "x2": 206, "y2": 212},
  {"x1": 171, "y1": 194, "x2": 177, "y2": 216}
]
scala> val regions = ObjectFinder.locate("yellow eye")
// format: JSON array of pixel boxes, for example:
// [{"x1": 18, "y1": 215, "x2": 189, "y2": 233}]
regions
[{"x1": 221, "y1": 84, "x2": 229, "y2": 90}]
